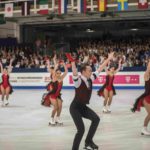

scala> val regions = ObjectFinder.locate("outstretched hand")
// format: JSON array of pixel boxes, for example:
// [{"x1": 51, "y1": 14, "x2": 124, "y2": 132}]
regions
[
  {"x1": 10, "y1": 58, "x2": 14, "y2": 64},
  {"x1": 118, "y1": 58, "x2": 122, "y2": 64},
  {"x1": 46, "y1": 59, "x2": 50, "y2": 65},
  {"x1": 65, "y1": 53, "x2": 75, "y2": 62},
  {"x1": 53, "y1": 54, "x2": 57, "y2": 60},
  {"x1": 108, "y1": 52, "x2": 114, "y2": 60}
]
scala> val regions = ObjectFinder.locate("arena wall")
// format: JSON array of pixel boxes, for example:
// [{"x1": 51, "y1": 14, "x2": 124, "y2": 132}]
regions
[{"x1": 6, "y1": 72, "x2": 145, "y2": 89}]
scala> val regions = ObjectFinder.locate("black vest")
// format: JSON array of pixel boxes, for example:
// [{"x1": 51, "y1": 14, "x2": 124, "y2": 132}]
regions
[{"x1": 73, "y1": 79, "x2": 92, "y2": 104}]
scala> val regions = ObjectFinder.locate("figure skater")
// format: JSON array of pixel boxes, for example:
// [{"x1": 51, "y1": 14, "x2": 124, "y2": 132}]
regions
[
  {"x1": 97, "y1": 59, "x2": 122, "y2": 113},
  {"x1": 131, "y1": 60, "x2": 150, "y2": 135},
  {"x1": 0, "y1": 59, "x2": 13, "y2": 106}
]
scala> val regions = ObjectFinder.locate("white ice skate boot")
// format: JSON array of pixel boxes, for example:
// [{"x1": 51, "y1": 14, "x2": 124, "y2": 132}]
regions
[
  {"x1": 56, "y1": 117, "x2": 63, "y2": 126},
  {"x1": 49, "y1": 117, "x2": 56, "y2": 126},
  {"x1": 1, "y1": 100, "x2": 5, "y2": 107},
  {"x1": 141, "y1": 127, "x2": 150, "y2": 136},
  {"x1": 5, "y1": 100, "x2": 9, "y2": 106},
  {"x1": 107, "y1": 106, "x2": 111, "y2": 113},
  {"x1": 102, "y1": 106, "x2": 108, "y2": 113}
]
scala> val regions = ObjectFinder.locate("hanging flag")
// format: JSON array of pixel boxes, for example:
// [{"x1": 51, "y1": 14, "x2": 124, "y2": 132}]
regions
[
  {"x1": 117, "y1": 0, "x2": 128, "y2": 11},
  {"x1": 5, "y1": 3, "x2": 13, "y2": 17},
  {"x1": 37, "y1": 0, "x2": 49, "y2": 15},
  {"x1": 58, "y1": 0, "x2": 68, "y2": 15},
  {"x1": 97, "y1": 0, "x2": 107, "y2": 12},
  {"x1": 77, "y1": 0, "x2": 87, "y2": 14},
  {"x1": 138, "y1": 0, "x2": 148, "y2": 9},
  {"x1": 21, "y1": 1, "x2": 30, "y2": 16}
]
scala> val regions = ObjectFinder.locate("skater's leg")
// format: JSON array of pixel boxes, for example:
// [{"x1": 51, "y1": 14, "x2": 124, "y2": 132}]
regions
[
  {"x1": 107, "y1": 90, "x2": 113, "y2": 112},
  {"x1": 70, "y1": 102, "x2": 85, "y2": 150},
  {"x1": 5, "y1": 86, "x2": 10, "y2": 106},
  {"x1": 83, "y1": 106, "x2": 100, "y2": 145},
  {"x1": 141, "y1": 100, "x2": 150, "y2": 135},
  {"x1": 103, "y1": 89, "x2": 109, "y2": 112},
  {"x1": 0, "y1": 86, "x2": 5, "y2": 106},
  {"x1": 49, "y1": 98, "x2": 58, "y2": 125},
  {"x1": 56, "y1": 98, "x2": 63, "y2": 124},
  {"x1": 57, "y1": 98, "x2": 62, "y2": 117}
]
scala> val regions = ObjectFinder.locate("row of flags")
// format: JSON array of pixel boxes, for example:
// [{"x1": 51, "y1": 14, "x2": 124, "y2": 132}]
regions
[{"x1": 4, "y1": 0, "x2": 150, "y2": 17}]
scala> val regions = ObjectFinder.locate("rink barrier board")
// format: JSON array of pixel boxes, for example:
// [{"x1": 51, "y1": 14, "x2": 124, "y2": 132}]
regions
[
  {"x1": 12, "y1": 86, "x2": 144, "y2": 90},
  {"x1": 1, "y1": 71, "x2": 144, "y2": 89}
]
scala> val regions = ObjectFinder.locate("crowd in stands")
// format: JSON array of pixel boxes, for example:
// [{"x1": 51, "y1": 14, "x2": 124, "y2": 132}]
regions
[{"x1": 0, "y1": 37, "x2": 150, "y2": 70}]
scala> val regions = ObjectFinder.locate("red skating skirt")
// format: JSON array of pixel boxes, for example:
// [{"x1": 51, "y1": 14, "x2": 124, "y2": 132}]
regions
[
  {"x1": 0, "y1": 84, "x2": 13, "y2": 94},
  {"x1": 136, "y1": 95, "x2": 150, "y2": 111},
  {"x1": 98, "y1": 86, "x2": 113, "y2": 97},
  {"x1": 41, "y1": 93, "x2": 51, "y2": 107}
]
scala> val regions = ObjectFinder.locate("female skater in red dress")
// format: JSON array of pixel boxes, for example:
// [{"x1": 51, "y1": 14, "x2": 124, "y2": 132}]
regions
[
  {"x1": 131, "y1": 61, "x2": 150, "y2": 135},
  {"x1": 0, "y1": 59, "x2": 13, "y2": 106},
  {"x1": 42, "y1": 57, "x2": 68, "y2": 125},
  {"x1": 97, "y1": 59, "x2": 122, "y2": 113},
  {"x1": 41, "y1": 55, "x2": 58, "y2": 107}
]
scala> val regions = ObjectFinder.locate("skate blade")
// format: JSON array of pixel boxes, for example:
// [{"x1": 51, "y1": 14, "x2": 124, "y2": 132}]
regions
[
  {"x1": 48, "y1": 123, "x2": 56, "y2": 126},
  {"x1": 84, "y1": 146, "x2": 96, "y2": 150},
  {"x1": 141, "y1": 132, "x2": 150, "y2": 136},
  {"x1": 103, "y1": 111, "x2": 108, "y2": 113},
  {"x1": 83, "y1": 147, "x2": 92, "y2": 150}
]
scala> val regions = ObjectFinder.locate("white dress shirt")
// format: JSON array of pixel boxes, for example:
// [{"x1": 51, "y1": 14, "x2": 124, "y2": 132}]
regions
[{"x1": 73, "y1": 71, "x2": 99, "y2": 88}]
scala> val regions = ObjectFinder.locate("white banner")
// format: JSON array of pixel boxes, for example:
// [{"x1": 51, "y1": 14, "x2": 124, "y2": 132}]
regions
[{"x1": 3, "y1": 72, "x2": 144, "y2": 88}]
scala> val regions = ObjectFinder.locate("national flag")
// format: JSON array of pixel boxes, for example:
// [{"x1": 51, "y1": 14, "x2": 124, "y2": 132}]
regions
[
  {"x1": 138, "y1": 0, "x2": 148, "y2": 9},
  {"x1": 117, "y1": 0, "x2": 128, "y2": 11},
  {"x1": 97, "y1": 0, "x2": 107, "y2": 12},
  {"x1": 77, "y1": 0, "x2": 87, "y2": 14},
  {"x1": 58, "y1": 0, "x2": 68, "y2": 15},
  {"x1": 37, "y1": 0, "x2": 49, "y2": 15},
  {"x1": 21, "y1": 1, "x2": 30, "y2": 16},
  {"x1": 5, "y1": 3, "x2": 13, "y2": 17}
]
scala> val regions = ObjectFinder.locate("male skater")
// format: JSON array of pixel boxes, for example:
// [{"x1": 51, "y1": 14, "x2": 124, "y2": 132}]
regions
[{"x1": 69, "y1": 52, "x2": 114, "y2": 150}]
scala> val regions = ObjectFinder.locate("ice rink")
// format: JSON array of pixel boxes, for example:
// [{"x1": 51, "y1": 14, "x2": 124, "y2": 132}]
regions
[{"x1": 0, "y1": 89, "x2": 150, "y2": 150}]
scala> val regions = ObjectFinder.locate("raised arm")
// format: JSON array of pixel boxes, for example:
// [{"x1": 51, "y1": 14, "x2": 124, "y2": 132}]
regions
[
  {"x1": 71, "y1": 61, "x2": 78, "y2": 76},
  {"x1": 8, "y1": 59, "x2": 13, "y2": 73},
  {"x1": 61, "y1": 62, "x2": 68, "y2": 80},
  {"x1": 0, "y1": 61, "x2": 3, "y2": 73},
  {"x1": 53, "y1": 54, "x2": 59, "y2": 71},
  {"x1": 46, "y1": 59, "x2": 51, "y2": 73},
  {"x1": 97, "y1": 52, "x2": 114, "y2": 73},
  {"x1": 144, "y1": 60, "x2": 150, "y2": 81},
  {"x1": 114, "y1": 58, "x2": 122, "y2": 74}
]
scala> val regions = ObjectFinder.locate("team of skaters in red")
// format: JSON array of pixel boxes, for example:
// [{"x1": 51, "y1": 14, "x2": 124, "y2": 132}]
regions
[{"x1": 1, "y1": 52, "x2": 150, "y2": 150}]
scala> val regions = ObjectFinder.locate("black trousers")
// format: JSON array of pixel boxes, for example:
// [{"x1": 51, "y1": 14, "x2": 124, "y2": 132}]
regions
[{"x1": 70, "y1": 100, "x2": 100, "y2": 150}]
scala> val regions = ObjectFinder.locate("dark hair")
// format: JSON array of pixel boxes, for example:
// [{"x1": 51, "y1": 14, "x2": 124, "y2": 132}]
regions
[
  {"x1": 4, "y1": 67, "x2": 8, "y2": 70},
  {"x1": 56, "y1": 68, "x2": 61, "y2": 72},
  {"x1": 109, "y1": 63, "x2": 118, "y2": 70},
  {"x1": 80, "y1": 64, "x2": 89, "y2": 73},
  {"x1": 50, "y1": 66, "x2": 54, "y2": 70}
]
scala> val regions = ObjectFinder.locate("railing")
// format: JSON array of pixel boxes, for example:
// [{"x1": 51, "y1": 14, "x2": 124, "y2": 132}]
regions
[{"x1": 11, "y1": 66, "x2": 146, "y2": 73}]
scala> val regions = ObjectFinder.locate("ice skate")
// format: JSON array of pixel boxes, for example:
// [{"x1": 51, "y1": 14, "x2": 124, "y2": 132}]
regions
[
  {"x1": 84, "y1": 141, "x2": 99, "y2": 150},
  {"x1": 1, "y1": 100, "x2": 5, "y2": 107},
  {"x1": 141, "y1": 127, "x2": 150, "y2": 136},
  {"x1": 49, "y1": 117, "x2": 56, "y2": 126},
  {"x1": 55, "y1": 117, "x2": 63, "y2": 126},
  {"x1": 102, "y1": 107, "x2": 108, "y2": 113},
  {"x1": 107, "y1": 106, "x2": 111, "y2": 113},
  {"x1": 5, "y1": 100, "x2": 9, "y2": 106}
]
